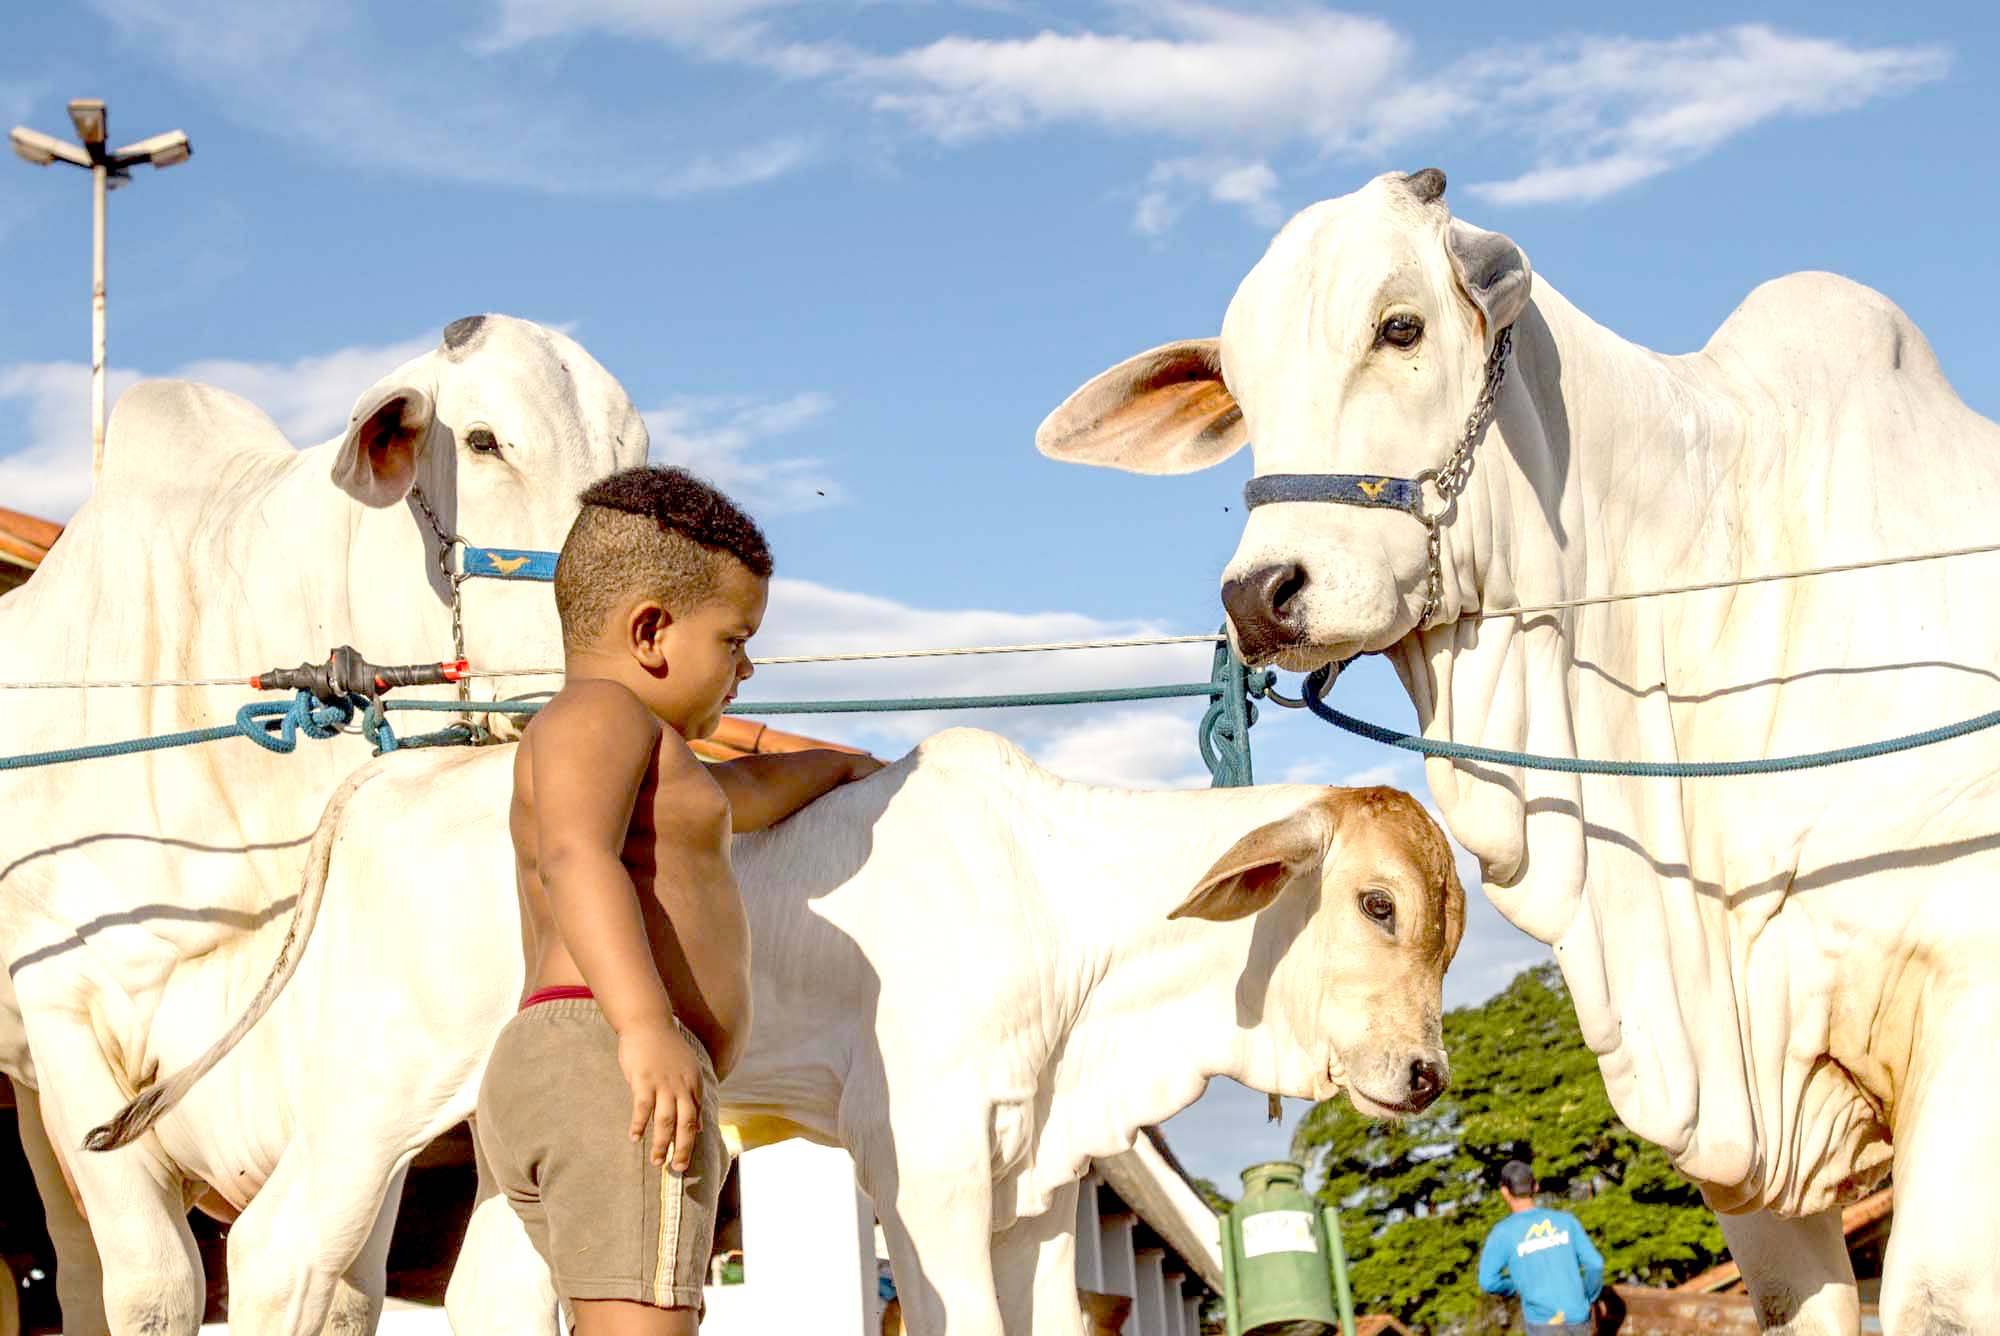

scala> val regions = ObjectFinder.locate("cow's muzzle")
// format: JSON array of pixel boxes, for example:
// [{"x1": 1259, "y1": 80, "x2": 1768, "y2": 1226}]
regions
[{"x1": 1222, "y1": 562, "x2": 1310, "y2": 663}]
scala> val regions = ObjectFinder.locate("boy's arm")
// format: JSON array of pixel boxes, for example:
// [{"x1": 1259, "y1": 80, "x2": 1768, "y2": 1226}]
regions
[
  {"x1": 708, "y1": 749, "x2": 882, "y2": 832},
  {"x1": 1572, "y1": 1217, "x2": 1605, "y2": 1302},
  {"x1": 1477, "y1": 1225, "x2": 1515, "y2": 1296},
  {"x1": 530, "y1": 683, "x2": 703, "y2": 1170}
]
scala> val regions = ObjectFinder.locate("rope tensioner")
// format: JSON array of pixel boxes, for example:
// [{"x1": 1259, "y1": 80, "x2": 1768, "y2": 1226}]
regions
[{"x1": 250, "y1": 645, "x2": 470, "y2": 703}]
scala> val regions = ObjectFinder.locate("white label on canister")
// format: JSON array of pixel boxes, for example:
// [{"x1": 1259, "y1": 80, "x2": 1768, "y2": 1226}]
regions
[{"x1": 1240, "y1": 1209, "x2": 1318, "y2": 1257}]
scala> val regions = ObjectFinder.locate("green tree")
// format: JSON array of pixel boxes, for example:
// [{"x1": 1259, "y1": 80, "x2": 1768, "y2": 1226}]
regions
[
  {"x1": 1188, "y1": 1176, "x2": 1235, "y2": 1216},
  {"x1": 1292, "y1": 964, "x2": 1726, "y2": 1334}
]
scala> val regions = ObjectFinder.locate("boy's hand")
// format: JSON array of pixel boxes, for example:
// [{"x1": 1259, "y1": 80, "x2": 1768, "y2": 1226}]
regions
[
  {"x1": 619, "y1": 1019, "x2": 704, "y2": 1172},
  {"x1": 844, "y1": 754, "x2": 886, "y2": 783}
]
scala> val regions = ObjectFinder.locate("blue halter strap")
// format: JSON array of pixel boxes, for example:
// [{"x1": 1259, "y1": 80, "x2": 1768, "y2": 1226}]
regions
[
  {"x1": 1237, "y1": 326, "x2": 1514, "y2": 628},
  {"x1": 1242, "y1": 473, "x2": 1427, "y2": 518},
  {"x1": 456, "y1": 545, "x2": 557, "y2": 581}
]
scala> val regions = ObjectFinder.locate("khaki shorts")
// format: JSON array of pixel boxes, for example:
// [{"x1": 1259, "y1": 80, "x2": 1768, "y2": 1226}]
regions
[{"x1": 475, "y1": 997, "x2": 723, "y2": 1313}]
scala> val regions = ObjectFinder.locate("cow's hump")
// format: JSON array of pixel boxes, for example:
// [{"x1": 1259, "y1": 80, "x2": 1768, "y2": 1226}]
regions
[{"x1": 96, "y1": 379, "x2": 295, "y2": 504}]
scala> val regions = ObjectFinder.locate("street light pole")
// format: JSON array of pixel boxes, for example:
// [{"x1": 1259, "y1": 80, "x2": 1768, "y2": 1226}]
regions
[
  {"x1": 10, "y1": 100, "x2": 192, "y2": 481},
  {"x1": 92, "y1": 156, "x2": 108, "y2": 472}
]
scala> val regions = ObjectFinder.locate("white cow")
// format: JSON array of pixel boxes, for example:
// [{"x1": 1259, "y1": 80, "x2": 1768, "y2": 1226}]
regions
[
  {"x1": 96, "y1": 727, "x2": 1463, "y2": 1335},
  {"x1": 1037, "y1": 168, "x2": 2000, "y2": 1334},
  {"x1": 0, "y1": 315, "x2": 646, "y2": 1335}
]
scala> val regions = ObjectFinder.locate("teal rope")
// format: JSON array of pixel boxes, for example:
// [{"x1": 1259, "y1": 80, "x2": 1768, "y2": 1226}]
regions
[
  {"x1": 1300, "y1": 665, "x2": 2000, "y2": 776},
  {"x1": 0, "y1": 663, "x2": 1269, "y2": 783},
  {"x1": 0, "y1": 694, "x2": 362, "y2": 772},
  {"x1": 378, "y1": 684, "x2": 1236, "y2": 749}
]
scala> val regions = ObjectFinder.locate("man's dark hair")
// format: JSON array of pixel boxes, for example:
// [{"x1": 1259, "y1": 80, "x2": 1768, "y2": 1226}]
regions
[
  {"x1": 1499, "y1": 1160, "x2": 1537, "y2": 1196},
  {"x1": 554, "y1": 466, "x2": 772, "y2": 652}
]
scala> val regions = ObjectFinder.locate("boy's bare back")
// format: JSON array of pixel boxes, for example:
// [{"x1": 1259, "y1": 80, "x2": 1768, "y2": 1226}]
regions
[{"x1": 511, "y1": 677, "x2": 751, "y2": 1077}]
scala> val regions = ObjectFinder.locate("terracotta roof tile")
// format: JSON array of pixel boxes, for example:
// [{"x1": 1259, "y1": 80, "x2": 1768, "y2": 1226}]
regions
[{"x1": 0, "y1": 505, "x2": 61, "y2": 571}]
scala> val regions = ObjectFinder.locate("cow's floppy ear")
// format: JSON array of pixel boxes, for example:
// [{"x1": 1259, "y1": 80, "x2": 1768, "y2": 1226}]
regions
[
  {"x1": 1169, "y1": 803, "x2": 1337, "y2": 922},
  {"x1": 1446, "y1": 221, "x2": 1531, "y2": 338},
  {"x1": 1036, "y1": 338, "x2": 1247, "y2": 476},
  {"x1": 333, "y1": 383, "x2": 435, "y2": 508}
]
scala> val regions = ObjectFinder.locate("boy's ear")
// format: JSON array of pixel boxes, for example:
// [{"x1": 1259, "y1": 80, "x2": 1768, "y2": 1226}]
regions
[{"x1": 626, "y1": 600, "x2": 671, "y2": 670}]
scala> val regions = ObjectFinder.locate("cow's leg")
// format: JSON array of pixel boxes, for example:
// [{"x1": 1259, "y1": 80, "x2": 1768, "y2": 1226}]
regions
[
  {"x1": 443, "y1": 1194, "x2": 562, "y2": 1336},
  {"x1": 11, "y1": 1078, "x2": 110, "y2": 1335},
  {"x1": 24, "y1": 1021, "x2": 203, "y2": 1335},
  {"x1": 1715, "y1": 1207, "x2": 1858, "y2": 1335},
  {"x1": 312, "y1": 1164, "x2": 404, "y2": 1335},
  {"x1": 222, "y1": 1138, "x2": 407, "y2": 1336},
  {"x1": 1875, "y1": 1021, "x2": 2000, "y2": 1335},
  {"x1": 864, "y1": 1132, "x2": 1004, "y2": 1336},
  {"x1": 989, "y1": 1180, "x2": 1082, "y2": 1336}
]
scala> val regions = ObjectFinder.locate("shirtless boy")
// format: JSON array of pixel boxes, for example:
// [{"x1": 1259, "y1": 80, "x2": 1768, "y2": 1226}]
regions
[{"x1": 476, "y1": 466, "x2": 880, "y2": 1334}]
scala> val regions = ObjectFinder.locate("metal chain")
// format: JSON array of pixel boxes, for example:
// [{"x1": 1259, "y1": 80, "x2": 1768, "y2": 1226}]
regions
[
  {"x1": 1411, "y1": 325, "x2": 1514, "y2": 628},
  {"x1": 406, "y1": 486, "x2": 479, "y2": 723}
]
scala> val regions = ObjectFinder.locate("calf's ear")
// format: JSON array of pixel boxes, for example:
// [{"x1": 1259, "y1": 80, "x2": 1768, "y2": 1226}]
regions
[
  {"x1": 1169, "y1": 803, "x2": 1336, "y2": 922},
  {"x1": 1036, "y1": 338, "x2": 1247, "y2": 476},
  {"x1": 333, "y1": 381, "x2": 435, "y2": 507}
]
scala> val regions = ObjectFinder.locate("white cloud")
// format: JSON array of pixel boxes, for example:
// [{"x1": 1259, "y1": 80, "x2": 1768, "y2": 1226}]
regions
[
  {"x1": 1033, "y1": 706, "x2": 1216, "y2": 789},
  {"x1": 745, "y1": 578, "x2": 1218, "y2": 770},
  {"x1": 82, "y1": 0, "x2": 818, "y2": 199},
  {"x1": 1135, "y1": 155, "x2": 1281, "y2": 235},
  {"x1": 0, "y1": 363, "x2": 140, "y2": 521},
  {"x1": 862, "y1": 4, "x2": 1412, "y2": 145},
  {"x1": 646, "y1": 391, "x2": 842, "y2": 515},
  {"x1": 79, "y1": 3, "x2": 1947, "y2": 212},
  {"x1": 177, "y1": 338, "x2": 434, "y2": 445},
  {"x1": 0, "y1": 334, "x2": 430, "y2": 521},
  {"x1": 477, "y1": 0, "x2": 792, "y2": 52},
  {"x1": 1463, "y1": 24, "x2": 1950, "y2": 204}
]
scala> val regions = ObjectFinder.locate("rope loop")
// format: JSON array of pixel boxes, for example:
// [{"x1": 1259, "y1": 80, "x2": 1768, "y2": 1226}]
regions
[{"x1": 233, "y1": 693, "x2": 358, "y2": 754}]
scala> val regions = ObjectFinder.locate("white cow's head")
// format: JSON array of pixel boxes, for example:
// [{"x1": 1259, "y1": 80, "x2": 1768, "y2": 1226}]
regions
[
  {"x1": 1039, "y1": 169, "x2": 1530, "y2": 667},
  {"x1": 1171, "y1": 785, "x2": 1464, "y2": 1116},
  {"x1": 330, "y1": 315, "x2": 650, "y2": 724}
]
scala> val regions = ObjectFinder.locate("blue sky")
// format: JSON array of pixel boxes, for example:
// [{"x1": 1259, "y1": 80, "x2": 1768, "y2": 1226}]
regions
[{"x1": 5, "y1": 0, "x2": 1995, "y2": 1191}]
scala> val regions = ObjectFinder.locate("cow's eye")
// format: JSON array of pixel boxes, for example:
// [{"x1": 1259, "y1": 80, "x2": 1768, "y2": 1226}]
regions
[
  {"x1": 1359, "y1": 889, "x2": 1396, "y2": 927},
  {"x1": 1379, "y1": 313, "x2": 1424, "y2": 349},
  {"x1": 465, "y1": 426, "x2": 502, "y2": 455}
]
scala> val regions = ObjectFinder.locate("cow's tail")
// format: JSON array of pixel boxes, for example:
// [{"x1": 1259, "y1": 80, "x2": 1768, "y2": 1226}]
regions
[{"x1": 83, "y1": 762, "x2": 389, "y2": 1152}]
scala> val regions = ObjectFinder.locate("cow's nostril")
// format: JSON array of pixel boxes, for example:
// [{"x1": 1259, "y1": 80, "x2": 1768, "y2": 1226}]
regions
[
  {"x1": 1267, "y1": 562, "x2": 1307, "y2": 615},
  {"x1": 1408, "y1": 1057, "x2": 1446, "y2": 1107}
]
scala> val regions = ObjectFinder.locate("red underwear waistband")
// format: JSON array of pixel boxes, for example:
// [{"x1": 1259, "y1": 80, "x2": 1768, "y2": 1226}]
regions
[{"x1": 520, "y1": 985, "x2": 595, "y2": 1011}]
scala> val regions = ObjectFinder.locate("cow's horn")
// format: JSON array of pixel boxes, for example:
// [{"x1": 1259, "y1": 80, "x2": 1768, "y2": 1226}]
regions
[
  {"x1": 1403, "y1": 168, "x2": 1446, "y2": 203},
  {"x1": 442, "y1": 315, "x2": 489, "y2": 356}
]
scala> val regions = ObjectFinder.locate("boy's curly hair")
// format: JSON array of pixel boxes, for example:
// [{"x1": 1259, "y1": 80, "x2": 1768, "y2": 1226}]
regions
[{"x1": 554, "y1": 466, "x2": 773, "y2": 652}]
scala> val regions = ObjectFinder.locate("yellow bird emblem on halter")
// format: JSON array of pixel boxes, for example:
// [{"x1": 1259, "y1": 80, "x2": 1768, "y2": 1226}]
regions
[
  {"x1": 1356, "y1": 478, "x2": 1390, "y2": 500},
  {"x1": 484, "y1": 553, "x2": 533, "y2": 577}
]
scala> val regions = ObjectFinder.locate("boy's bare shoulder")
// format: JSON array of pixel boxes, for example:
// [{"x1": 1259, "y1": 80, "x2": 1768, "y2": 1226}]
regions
[{"x1": 527, "y1": 677, "x2": 659, "y2": 741}]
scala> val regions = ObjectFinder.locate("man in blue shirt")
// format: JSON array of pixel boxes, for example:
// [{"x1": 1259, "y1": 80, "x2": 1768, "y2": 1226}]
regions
[{"x1": 1478, "y1": 1160, "x2": 1605, "y2": 1335}]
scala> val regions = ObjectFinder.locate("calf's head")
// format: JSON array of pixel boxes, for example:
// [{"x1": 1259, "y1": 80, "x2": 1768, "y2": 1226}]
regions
[
  {"x1": 1038, "y1": 169, "x2": 1530, "y2": 667},
  {"x1": 1172, "y1": 785, "x2": 1464, "y2": 1116},
  {"x1": 332, "y1": 315, "x2": 650, "y2": 723}
]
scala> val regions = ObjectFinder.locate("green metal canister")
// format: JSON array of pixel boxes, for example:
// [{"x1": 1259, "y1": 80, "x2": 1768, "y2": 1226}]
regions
[{"x1": 1219, "y1": 1161, "x2": 1355, "y2": 1336}]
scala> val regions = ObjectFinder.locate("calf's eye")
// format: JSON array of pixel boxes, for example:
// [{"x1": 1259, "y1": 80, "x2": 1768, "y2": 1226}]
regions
[
  {"x1": 1359, "y1": 889, "x2": 1396, "y2": 926},
  {"x1": 465, "y1": 427, "x2": 502, "y2": 455},
  {"x1": 1379, "y1": 314, "x2": 1423, "y2": 349}
]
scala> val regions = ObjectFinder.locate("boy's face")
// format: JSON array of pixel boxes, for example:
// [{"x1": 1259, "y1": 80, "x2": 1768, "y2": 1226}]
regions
[{"x1": 652, "y1": 559, "x2": 768, "y2": 739}]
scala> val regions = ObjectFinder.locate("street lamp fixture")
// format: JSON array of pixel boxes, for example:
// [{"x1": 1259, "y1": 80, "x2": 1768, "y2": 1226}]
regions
[
  {"x1": 68, "y1": 98, "x2": 107, "y2": 147},
  {"x1": 9, "y1": 99, "x2": 192, "y2": 479}
]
